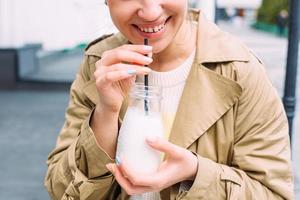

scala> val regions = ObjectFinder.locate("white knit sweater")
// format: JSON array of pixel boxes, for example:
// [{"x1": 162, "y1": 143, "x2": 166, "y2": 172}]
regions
[{"x1": 132, "y1": 49, "x2": 196, "y2": 200}]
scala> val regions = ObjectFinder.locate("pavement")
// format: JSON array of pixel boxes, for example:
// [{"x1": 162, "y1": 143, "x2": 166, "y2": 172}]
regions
[
  {"x1": 22, "y1": 49, "x2": 83, "y2": 83},
  {"x1": 0, "y1": 21, "x2": 299, "y2": 199},
  {"x1": 0, "y1": 90, "x2": 69, "y2": 200}
]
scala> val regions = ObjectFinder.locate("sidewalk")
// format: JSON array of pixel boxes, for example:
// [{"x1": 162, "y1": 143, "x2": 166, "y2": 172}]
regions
[{"x1": 0, "y1": 90, "x2": 69, "y2": 200}]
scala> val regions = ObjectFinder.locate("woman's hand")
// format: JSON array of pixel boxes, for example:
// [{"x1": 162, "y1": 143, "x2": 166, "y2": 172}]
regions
[
  {"x1": 106, "y1": 137, "x2": 198, "y2": 195},
  {"x1": 91, "y1": 44, "x2": 153, "y2": 158},
  {"x1": 94, "y1": 44, "x2": 153, "y2": 114}
]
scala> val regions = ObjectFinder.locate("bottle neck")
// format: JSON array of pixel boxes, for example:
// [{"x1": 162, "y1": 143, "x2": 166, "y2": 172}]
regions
[{"x1": 129, "y1": 83, "x2": 162, "y2": 114}]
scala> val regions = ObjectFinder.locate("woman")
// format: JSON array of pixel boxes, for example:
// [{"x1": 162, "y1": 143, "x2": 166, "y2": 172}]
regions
[{"x1": 44, "y1": 0, "x2": 294, "y2": 199}]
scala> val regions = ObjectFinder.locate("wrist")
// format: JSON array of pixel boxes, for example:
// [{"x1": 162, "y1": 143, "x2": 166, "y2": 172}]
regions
[
  {"x1": 95, "y1": 104, "x2": 120, "y2": 119},
  {"x1": 91, "y1": 104, "x2": 120, "y2": 159},
  {"x1": 186, "y1": 152, "x2": 198, "y2": 181},
  {"x1": 90, "y1": 104, "x2": 120, "y2": 138}
]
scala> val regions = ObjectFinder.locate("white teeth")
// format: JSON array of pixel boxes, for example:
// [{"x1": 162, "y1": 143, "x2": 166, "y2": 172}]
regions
[{"x1": 138, "y1": 23, "x2": 165, "y2": 33}]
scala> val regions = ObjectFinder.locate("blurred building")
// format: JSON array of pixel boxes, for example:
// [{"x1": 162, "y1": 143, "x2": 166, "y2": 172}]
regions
[
  {"x1": 0, "y1": 0, "x2": 262, "y2": 87},
  {"x1": 0, "y1": 0, "x2": 116, "y2": 50},
  {"x1": 0, "y1": 0, "x2": 263, "y2": 51},
  {"x1": 191, "y1": 0, "x2": 262, "y2": 23},
  {"x1": 218, "y1": 0, "x2": 262, "y2": 9},
  {"x1": 189, "y1": 0, "x2": 216, "y2": 21}
]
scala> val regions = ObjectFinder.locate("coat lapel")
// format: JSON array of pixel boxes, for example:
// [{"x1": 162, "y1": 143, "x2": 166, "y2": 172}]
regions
[
  {"x1": 166, "y1": 10, "x2": 248, "y2": 149},
  {"x1": 168, "y1": 61, "x2": 242, "y2": 149}
]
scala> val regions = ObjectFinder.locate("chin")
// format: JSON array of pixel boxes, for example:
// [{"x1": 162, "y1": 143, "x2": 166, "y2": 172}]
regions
[
  {"x1": 152, "y1": 41, "x2": 171, "y2": 54},
  {"x1": 152, "y1": 46, "x2": 162, "y2": 54}
]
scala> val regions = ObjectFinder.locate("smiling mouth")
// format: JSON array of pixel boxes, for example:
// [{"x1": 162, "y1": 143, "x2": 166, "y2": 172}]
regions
[{"x1": 133, "y1": 17, "x2": 171, "y2": 34}]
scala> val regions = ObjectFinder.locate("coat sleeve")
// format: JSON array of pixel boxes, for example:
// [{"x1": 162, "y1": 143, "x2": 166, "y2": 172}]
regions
[
  {"x1": 178, "y1": 55, "x2": 294, "y2": 200},
  {"x1": 44, "y1": 56, "x2": 120, "y2": 200}
]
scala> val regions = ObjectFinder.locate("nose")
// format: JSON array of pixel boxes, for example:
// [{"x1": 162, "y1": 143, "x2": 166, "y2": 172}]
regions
[{"x1": 137, "y1": 1, "x2": 163, "y2": 22}]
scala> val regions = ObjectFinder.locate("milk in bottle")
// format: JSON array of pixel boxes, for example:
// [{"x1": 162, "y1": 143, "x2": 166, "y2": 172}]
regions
[{"x1": 116, "y1": 83, "x2": 164, "y2": 174}]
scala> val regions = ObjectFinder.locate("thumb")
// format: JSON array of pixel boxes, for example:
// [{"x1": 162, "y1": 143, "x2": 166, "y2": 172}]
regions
[{"x1": 146, "y1": 137, "x2": 183, "y2": 159}]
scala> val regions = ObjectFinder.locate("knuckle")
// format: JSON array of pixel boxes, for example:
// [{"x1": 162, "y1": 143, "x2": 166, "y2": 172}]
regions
[
  {"x1": 105, "y1": 74, "x2": 112, "y2": 81},
  {"x1": 115, "y1": 49, "x2": 124, "y2": 59},
  {"x1": 95, "y1": 59, "x2": 102, "y2": 67},
  {"x1": 93, "y1": 70, "x2": 99, "y2": 79},
  {"x1": 95, "y1": 79, "x2": 103, "y2": 88},
  {"x1": 112, "y1": 49, "x2": 119, "y2": 57},
  {"x1": 130, "y1": 177, "x2": 140, "y2": 186},
  {"x1": 175, "y1": 149, "x2": 186, "y2": 159},
  {"x1": 101, "y1": 50, "x2": 109, "y2": 58}
]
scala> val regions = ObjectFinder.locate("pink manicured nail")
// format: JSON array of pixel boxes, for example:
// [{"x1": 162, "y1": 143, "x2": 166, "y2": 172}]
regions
[
  {"x1": 143, "y1": 45, "x2": 152, "y2": 51},
  {"x1": 144, "y1": 57, "x2": 153, "y2": 63},
  {"x1": 106, "y1": 164, "x2": 114, "y2": 171},
  {"x1": 106, "y1": 164, "x2": 115, "y2": 174},
  {"x1": 141, "y1": 67, "x2": 152, "y2": 73}
]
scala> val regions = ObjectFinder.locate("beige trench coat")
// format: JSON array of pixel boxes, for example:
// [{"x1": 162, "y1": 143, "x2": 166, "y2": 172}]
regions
[{"x1": 44, "y1": 10, "x2": 294, "y2": 200}]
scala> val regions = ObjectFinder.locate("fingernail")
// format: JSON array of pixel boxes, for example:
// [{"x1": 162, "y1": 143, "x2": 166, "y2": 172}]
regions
[
  {"x1": 106, "y1": 164, "x2": 112, "y2": 171},
  {"x1": 143, "y1": 45, "x2": 152, "y2": 51},
  {"x1": 146, "y1": 136, "x2": 157, "y2": 143},
  {"x1": 127, "y1": 69, "x2": 137, "y2": 75},
  {"x1": 116, "y1": 156, "x2": 122, "y2": 166},
  {"x1": 142, "y1": 67, "x2": 152, "y2": 73},
  {"x1": 106, "y1": 164, "x2": 115, "y2": 174},
  {"x1": 145, "y1": 57, "x2": 153, "y2": 63}
]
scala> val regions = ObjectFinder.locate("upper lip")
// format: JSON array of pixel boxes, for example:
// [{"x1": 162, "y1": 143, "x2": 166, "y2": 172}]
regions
[{"x1": 133, "y1": 17, "x2": 170, "y2": 29}]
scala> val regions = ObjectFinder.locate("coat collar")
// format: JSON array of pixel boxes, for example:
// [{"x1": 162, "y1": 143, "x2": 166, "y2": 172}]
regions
[
  {"x1": 166, "y1": 10, "x2": 246, "y2": 148},
  {"x1": 83, "y1": 9, "x2": 248, "y2": 148},
  {"x1": 189, "y1": 9, "x2": 250, "y2": 64}
]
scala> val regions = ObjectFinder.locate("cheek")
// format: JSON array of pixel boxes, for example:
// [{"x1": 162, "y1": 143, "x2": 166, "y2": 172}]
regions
[
  {"x1": 165, "y1": 2, "x2": 188, "y2": 31},
  {"x1": 165, "y1": 0, "x2": 188, "y2": 16},
  {"x1": 108, "y1": 4, "x2": 135, "y2": 34}
]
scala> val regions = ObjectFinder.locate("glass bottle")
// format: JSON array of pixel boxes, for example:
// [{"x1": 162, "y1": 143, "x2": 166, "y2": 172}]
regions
[{"x1": 116, "y1": 82, "x2": 164, "y2": 175}]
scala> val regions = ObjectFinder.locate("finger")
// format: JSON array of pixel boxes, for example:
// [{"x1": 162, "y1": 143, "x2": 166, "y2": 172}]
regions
[
  {"x1": 101, "y1": 66, "x2": 151, "y2": 84},
  {"x1": 94, "y1": 63, "x2": 150, "y2": 82},
  {"x1": 146, "y1": 137, "x2": 184, "y2": 159},
  {"x1": 108, "y1": 164, "x2": 151, "y2": 195},
  {"x1": 119, "y1": 44, "x2": 153, "y2": 55},
  {"x1": 117, "y1": 156, "x2": 163, "y2": 188},
  {"x1": 106, "y1": 63, "x2": 152, "y2": 74},
  {"x1": 93, "y1": 66, "x2": 108, "y2": 80},
  {"x1": 100, "y1": 48, "x2": 153, "y2": 66},
  {"x1": 116, "y1": 156, "x2": 155, "y2": 187},
  {"x1": 96, "y1": 70, "x2": 135, "y2": 87}
]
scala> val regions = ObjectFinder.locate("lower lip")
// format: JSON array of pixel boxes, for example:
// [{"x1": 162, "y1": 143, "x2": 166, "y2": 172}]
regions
[{"x1": 133, "y1": 19, "x2": 169, "y2": 39}]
